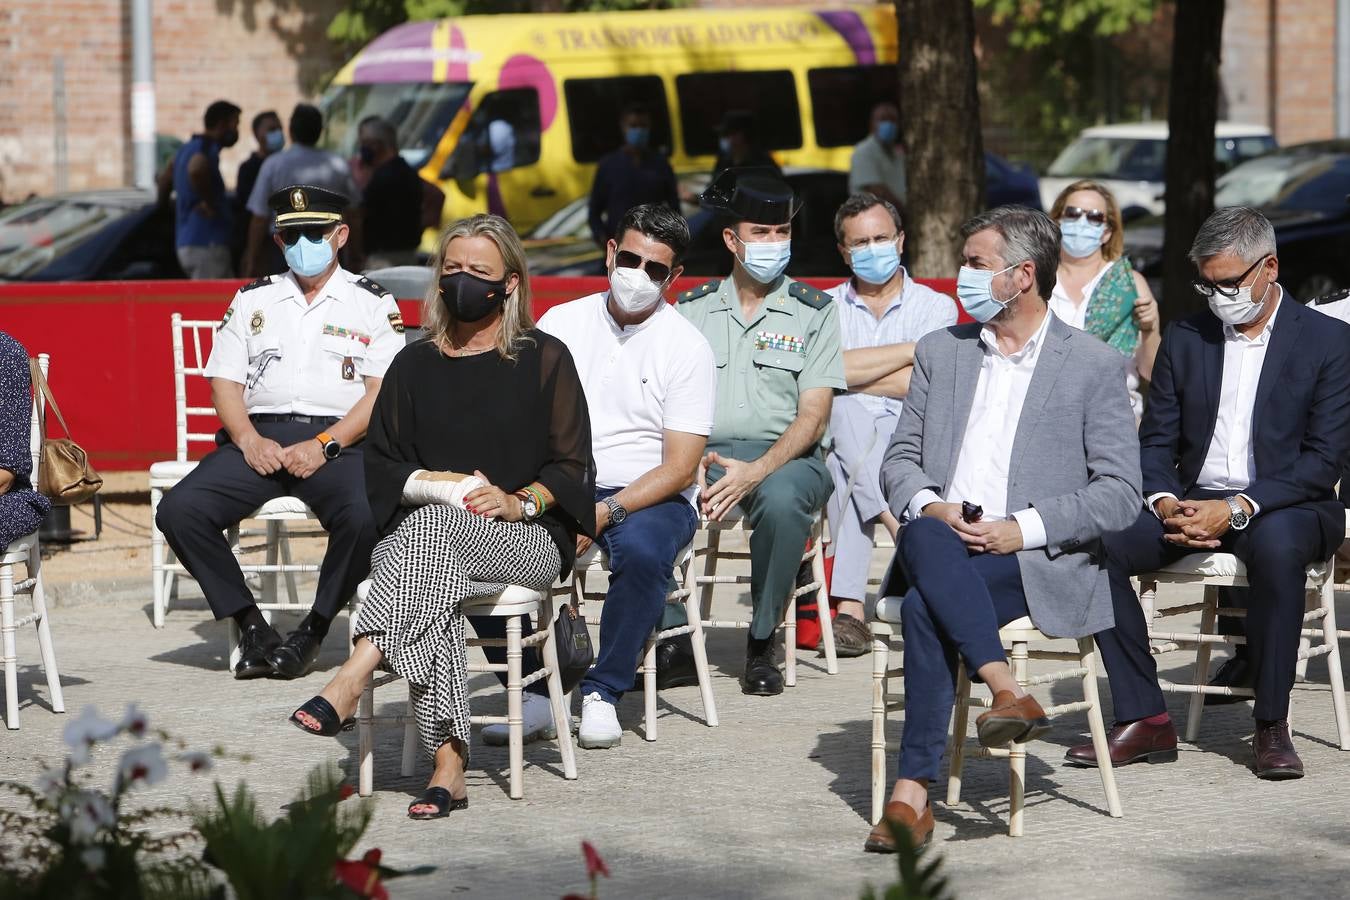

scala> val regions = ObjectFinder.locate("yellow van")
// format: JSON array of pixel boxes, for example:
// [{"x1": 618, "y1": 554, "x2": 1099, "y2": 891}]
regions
[{"x1": 319, "y1": 5, "x2": 899, "y2": 232}]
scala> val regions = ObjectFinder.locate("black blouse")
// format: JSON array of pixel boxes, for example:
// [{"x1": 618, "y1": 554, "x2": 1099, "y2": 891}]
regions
[{"x1": 364, "y1": 331, "x2": 596, "y2": 579}]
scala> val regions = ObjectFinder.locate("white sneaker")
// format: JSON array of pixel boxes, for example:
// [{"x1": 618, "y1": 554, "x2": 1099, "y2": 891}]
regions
[
  {"x1": 482, "y1": 691, "x2": 558, "y2": 747},
  {"x1": 578, "y1": 692, "x2": 622, "y2": 749}
]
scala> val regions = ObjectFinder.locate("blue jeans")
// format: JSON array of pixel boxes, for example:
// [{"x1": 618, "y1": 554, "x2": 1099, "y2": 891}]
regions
[{"x1": 581, "y1": 489, "x2": 699, "y2": 704}]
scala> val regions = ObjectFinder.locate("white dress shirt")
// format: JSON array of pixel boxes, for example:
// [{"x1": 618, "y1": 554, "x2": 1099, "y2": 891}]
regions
[
  {"x1": 906, "y1": 309, "x2": 1054, "y2": 549},
  {"x1": 1145, "y1": 288, "x2": 1283, "y2": 517}
]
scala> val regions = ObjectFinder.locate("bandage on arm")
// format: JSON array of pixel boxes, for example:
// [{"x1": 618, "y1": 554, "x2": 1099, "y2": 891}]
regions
[{"x1": 401, "y1": 470, "x2": 485, "y2": 508}]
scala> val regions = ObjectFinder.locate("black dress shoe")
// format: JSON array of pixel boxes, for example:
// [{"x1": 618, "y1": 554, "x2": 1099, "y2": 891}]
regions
[
  {"x1": 267, "y1": 625, "x2": 325, "y2": 680},
  {"x1": 234, "y1": 621, "x2": 282, "y2": 680},
  {"x1": 654, "y1": 636, "x2": 700, "y2": 690},
  {"x1": 1205, "y1": 655, "x2": 1253, "y2": 706},
  {"x1": 741, "y1": 650, "x2": 783, "y2": 696}
]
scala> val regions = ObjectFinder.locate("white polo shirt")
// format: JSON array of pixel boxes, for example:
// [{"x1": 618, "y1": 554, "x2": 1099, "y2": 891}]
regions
[
  {"x1": 204, "y1": 267, "x2": 404, "y2": 417},
  {"x1": 537, "y1": 293, "x2": 716, "y2": 502}
]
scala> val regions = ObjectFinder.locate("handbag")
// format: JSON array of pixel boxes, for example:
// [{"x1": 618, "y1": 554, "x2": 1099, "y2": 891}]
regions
[
  {"x1": 29, "y1": 359, "x2": 103, "y2": 506},
  {"x1": 552, "y1": 600, "x2": 594, "y2": 694}
]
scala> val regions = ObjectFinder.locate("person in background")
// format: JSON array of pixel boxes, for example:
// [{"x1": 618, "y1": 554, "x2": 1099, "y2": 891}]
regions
[
  {"x1": 711, "y1": 110, "x2": 781, "y2": 179},
  {"x1": 588, "y1": 102, "x2": 679, "y2": 247},
  {"x1": 244, "y1": 104, "x2": 363, "y2": 277},
  {"x1": 158, "y1": 99, "x2": 241, "y2": 279},
  {"x1": 1048, "y1": 180, "x2": 1161, "y2": 418},
  {"x1": 233, "y1": 110, "x2": 284, "y2": 270},
  {"x1": 357, "y1": 116, "x2": 425, "y2": 269},
  {"x1": 0, "y1": 333, "x2": 51, "y2": 553},
  {"x1": 848, "y1": 102, "x2": 906, "y2": 214},
  {"x1": 823, "y1": 193, "x2": 957, "y2": 657}
]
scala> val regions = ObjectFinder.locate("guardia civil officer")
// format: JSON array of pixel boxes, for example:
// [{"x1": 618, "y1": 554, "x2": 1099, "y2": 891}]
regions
[
  {"x1": 659, "y1": 170, "x2": 847, "y2": 696},
  {"x1": 157, "y1": 184, "x2": 405, "y2": 680}
]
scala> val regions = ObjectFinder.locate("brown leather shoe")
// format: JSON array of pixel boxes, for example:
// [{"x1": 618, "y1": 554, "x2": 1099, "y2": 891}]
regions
[
  {"x1": 1253, "y1": 719, "x2": 1304, "y2": 780},
  {"x1": 975, "y1": 691, "x2": 1051, "y2": 747},
  {"x1": 824, "y1": 613, "x2": 872, "y2": 658},
  {"x1": 1065, "y1": 719, "x2": 1178, "y2": 767},
  {"x1": 864, "y1": 801, "x2": 935, "y2": 854}
]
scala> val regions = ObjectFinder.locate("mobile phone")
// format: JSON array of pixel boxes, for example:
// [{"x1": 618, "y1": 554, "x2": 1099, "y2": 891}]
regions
[{"x1": 960, "y1": 501, "x2": 983, "y2": 524}]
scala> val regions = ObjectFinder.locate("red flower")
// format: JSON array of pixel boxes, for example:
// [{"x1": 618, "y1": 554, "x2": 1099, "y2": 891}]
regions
[
  {"x1": 334, "y1": 851, "x2": 388, "y2": 900},
  {"x1": 581, "y1": 841, "x2": 609, "y2": 879},
  {"x1": 338, "y1": 783, "x2": 356, "y2": 801}
]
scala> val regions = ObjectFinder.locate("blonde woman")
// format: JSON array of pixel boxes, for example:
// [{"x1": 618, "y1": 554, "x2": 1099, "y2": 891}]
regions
[
  {"x1": 289, "y1": 214, "x2": 596, "y2": 819},
  {"x1": 1049, "y1": 179, "x2": 1161, "y2": 416}
]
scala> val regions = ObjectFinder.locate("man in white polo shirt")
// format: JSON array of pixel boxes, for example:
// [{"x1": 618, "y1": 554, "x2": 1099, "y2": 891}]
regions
[{"x1": 535, "y1": 203, "x2": 716, "y2": 748}]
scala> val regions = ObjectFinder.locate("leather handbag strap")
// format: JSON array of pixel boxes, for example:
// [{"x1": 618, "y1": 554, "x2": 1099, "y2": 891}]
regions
[{"x1": 28, "y1": 358, "x2": 74, "y2": 439}]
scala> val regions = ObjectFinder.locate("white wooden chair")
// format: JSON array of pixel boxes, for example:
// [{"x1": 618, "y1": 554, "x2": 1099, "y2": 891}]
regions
[
  {"x1": 693, "y1": 512, "x2": 837, "y2": 686},
  {"x1": 1314, "y1": 509, "x2": 1350, "y2": 681},
  {"x1": 350, "y1": 579, "x2": 577, "y2": 800},
  {"x1": 566, "y1": 541, "x2": 717, "y2": 740},
  {"x1": 1, "y1": 353, "x2": 66, "y2": 730},
  {"x1": 1140, "y1": 548, "x2": 1350, "y2": 750},
  {"x1": 870, "y1": 598, "x2": 1121, "y2": 836},
  {"x1": 148, "y1": 314, "x2": 326, "y2": 667}
]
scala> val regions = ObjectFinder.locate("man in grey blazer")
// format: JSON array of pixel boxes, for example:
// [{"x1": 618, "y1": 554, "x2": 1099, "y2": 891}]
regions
[{"x1": 864, "y1": 206, "x2": 1142, "y2": 854}]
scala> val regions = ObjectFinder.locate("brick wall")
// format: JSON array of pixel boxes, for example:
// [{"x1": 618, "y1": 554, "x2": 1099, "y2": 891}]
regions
[
  {"x1": 1221, "y1": 0, "x2": 1336, "y2": 144},
  {"x1": 0, "y1": 0, "x2": 344, "y2": 203}
]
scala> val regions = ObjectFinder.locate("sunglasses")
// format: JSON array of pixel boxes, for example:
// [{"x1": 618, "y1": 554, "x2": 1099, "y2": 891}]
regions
[
  {"x1": 614, "y1": 249, "x2": 672, "y2": 284},
  {"x1": 1193, "y1": 255, "x2": 1268, "y2": 299},
  {"x1": 1060, "y1": 206, "x2": 1107, "y2": 226},
  {"x1": 278, "y1": 225, "x2": 335, "y2": 246}
]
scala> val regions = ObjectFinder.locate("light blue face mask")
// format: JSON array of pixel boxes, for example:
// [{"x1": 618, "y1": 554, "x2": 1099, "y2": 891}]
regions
[
  {"x1": 625, "y1": 126, "x2": 650, "y2": 149},
  {"x1": 956, "y1": 263, "x2": 1017, "y2": 323},
  {"x1": 735, "y1": 235, "x2": 791, "y2": 284},
  {"x1": 284, "y1": 234, "x2": 335, "y2": 278},
  {"x1": 1060, "y1": 217, "x2": 1107, "y2": 259},
  {"x1": 849, "y1": 240, "x2": 901, "y2": 285},
  {"x1": 876, "y1": 120, "x2": 899, "y2": 144},
  {"x1": 264, "y1": 129, "x2": 284, "y2": 153}
]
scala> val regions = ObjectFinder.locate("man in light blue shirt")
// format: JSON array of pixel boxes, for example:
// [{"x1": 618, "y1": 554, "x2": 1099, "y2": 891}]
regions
[{"x1": 824, "y1": 193, "x2": 957, "y2": 655}]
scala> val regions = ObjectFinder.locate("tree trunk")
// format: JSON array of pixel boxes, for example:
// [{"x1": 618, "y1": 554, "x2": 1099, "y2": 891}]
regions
[
  {"x1": 895, "y1": 0, "x2": 985, "y2": 277},
  {"x1": 1161, "y1": 0, "x2": 1226, "y2": 322}
]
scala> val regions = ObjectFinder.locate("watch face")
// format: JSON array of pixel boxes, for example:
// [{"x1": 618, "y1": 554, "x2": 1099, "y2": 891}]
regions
[{"x1": 323, "y1": 441, "x2": 341, "y2": 460}]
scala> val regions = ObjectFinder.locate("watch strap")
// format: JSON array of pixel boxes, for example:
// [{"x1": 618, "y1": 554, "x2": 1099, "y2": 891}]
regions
[{"x1": 315, "y1": 431, "x2": 335, "y2": 445}]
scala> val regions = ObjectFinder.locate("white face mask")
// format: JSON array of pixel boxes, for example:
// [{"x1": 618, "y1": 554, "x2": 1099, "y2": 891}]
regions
[
  {"x1": 608, "y1": 265, "x2": 664, "y2": 315},
  {"x1": 1205, "y1": 268, "x2": 1274, "y2": 326}
]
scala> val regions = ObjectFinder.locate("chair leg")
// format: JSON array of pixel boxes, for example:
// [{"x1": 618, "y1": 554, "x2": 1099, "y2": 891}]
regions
[
  {"x1": 784, "y1": 583, "x2": 798, "y2": 688},
  {"x1": 945, "y1": 662, "x2": 972, "y2": 805},
  {"x1": 685, "y1": 562, "x2": 719, "y2": 728},
  {"x1": 279, "y1": 525, "x2": 300, "y2": 607},
  {"x1": 1, "y1": 561, "x2": 18, "y2": 730},
  {"x1": 150, "y1": 487, "x2": 166, "y2": 628},
  {"x1": 1008, "y1": 640, "x2": 1029, "y2": 837},
  {"x1": 358, "y1": 672, "x2": 375, "y2": 797},
  {"x1": 263, "y1": 521, "x2": 280, "y2": 607},
  {"x1": 539, "y1": 599, "x2": 578, "y2": 780},
  {"x1": 1185, "y1": 587, "x2": 1218, "y2": 743},
  {"x1": 1318, "y1": 579, "x2": 1350, "y2": 750},
  {"x1": 1080, "y1": 638, "x2": 1123, "y2": 817},
  {"x1": 870, "y1": 632, "x2": 889, "y2": 825},
  {"x1": 400, "y1": 690, "x2": 418, "y2": 777},
  {"x1": 27, "y1": 550, "x2": 64, "y2": 713},
  {"x1": 226, "y1": 619, "x2": 242, "y2": 672},
  {"x1": 506, "y1": 614, "x2": 525, "y2": 799},
  {"x1": 813, "y1": 539, "x2": 838, "y2": 675},
  {"x1": 641, "y1": 634, "x2": 659, "y2": 742}
]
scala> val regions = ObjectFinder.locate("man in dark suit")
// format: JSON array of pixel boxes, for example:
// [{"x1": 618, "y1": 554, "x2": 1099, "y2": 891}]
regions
[{"x1": 1066, "y1": 207, "x2": 1350, "y2": 780}]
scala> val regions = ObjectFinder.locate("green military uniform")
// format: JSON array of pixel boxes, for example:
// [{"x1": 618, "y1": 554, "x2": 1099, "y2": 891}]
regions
[{"x1": 673, "y1": 275, "x2": 847, "y2": 638}]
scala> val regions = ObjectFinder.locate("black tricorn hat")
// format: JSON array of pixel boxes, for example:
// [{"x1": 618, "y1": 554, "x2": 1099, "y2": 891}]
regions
[
  {"x1": 269, "y1": 184, "x2": 349, "y2": 227},
  {"x1": 699, "y1": 168, "x2": 799, "y2": 225}
]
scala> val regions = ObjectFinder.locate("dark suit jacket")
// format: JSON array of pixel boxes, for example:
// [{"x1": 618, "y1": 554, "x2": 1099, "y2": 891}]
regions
[{"x1": 1140, "y1": 291, "x2": 1350, "y2": 554}]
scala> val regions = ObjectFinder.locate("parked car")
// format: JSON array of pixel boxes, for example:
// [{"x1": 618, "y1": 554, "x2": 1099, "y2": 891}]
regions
[
  {"x1": 1040, "y1": 122, "x2": 1277, "y2": 217},
  {"x1": 986, "y1": 152, "x2": 1042, "y2": 210},
  {"x1": 1124, "y1": 140, "x2": 1350, "y2": 300},
  {"x1": 0, "y1": 189, "x2": 184, "y2": 281}
]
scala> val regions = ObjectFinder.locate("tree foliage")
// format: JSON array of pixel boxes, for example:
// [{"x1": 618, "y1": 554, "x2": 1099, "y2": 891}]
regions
[{"x1": 976, "y1": 0, "x2": 1160, "y2": 48}]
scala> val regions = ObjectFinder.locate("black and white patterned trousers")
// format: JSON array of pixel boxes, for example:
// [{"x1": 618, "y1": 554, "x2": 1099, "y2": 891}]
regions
[{"x1": 354, "y1": 505, "x2": 560, "y2": 760}]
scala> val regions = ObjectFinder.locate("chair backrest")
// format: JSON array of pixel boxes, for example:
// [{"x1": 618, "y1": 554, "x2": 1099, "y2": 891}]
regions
[
  {"x1": 30, "y1": 352, "x2": 48, "y2": 481},
  {"x1": 170, "y1": 313, "x2": 225, "y2": 463}
]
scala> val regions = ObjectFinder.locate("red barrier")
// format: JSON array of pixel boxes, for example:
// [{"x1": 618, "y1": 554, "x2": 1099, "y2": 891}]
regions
[{"x1": 0, "y1": 276, "x2": 958, "y2": 469}]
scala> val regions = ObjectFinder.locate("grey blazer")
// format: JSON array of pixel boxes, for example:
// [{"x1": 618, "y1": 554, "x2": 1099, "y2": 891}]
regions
[{"x1": 880, "y1": 314, "x2": 1143, "y2": 638}]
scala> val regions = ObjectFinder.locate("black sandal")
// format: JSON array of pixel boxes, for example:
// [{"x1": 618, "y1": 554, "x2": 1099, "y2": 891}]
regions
[
  {"x1": 407, "y1": 786, "x2": 469, "y2": 820},
  {"x1": 288, "y1": 696, "x2": 355, "y2": 737}
]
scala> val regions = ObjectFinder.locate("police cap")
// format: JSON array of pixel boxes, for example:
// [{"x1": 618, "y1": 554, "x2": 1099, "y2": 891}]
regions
[
  {"x1": 699, "y1": 168, "x2": 800, "y2": 226},
  {"x1": 269, "y1": 184, "x2": 348, "y2": 228}
]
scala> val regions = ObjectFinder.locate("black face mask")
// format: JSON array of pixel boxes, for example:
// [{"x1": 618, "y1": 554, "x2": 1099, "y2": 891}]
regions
[
  {"x1": 219, "y1": 129, "x2": 239, "y2": 148},
  {"x1": 439, "y1": 271, "x2": 508, "y2": 323}
]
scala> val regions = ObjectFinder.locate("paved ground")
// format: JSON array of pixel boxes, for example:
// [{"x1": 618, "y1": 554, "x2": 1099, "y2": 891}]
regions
[{"x1": 7, "y1": 496, "x2": 1350, "y2": 899}]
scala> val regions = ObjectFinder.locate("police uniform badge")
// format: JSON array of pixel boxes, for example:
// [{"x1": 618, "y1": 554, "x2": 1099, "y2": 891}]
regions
[
  {"x1": 249, "y1": 310, "x2": 265, "y2": 335},
  {"x1": 218, "y1": 306, "x2": 235, "y2": 332},
  {"x1": 341, "y1": 356, "x2": 356, "y2": 380},
  {"x1": 388, "y1": 312, "x2": 405, "y2": 334},
  {"x1": 291, "y1": 188, "x2": 307, "y2": 211}
]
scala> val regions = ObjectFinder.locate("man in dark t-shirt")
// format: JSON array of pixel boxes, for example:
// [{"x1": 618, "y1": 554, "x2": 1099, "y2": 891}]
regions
[
  {"x1": 587, "y1": 102, "x2": 680, "y2": 247},
  {"x1": 358, "y1": 116, "x2": 425, "y2": 268}
]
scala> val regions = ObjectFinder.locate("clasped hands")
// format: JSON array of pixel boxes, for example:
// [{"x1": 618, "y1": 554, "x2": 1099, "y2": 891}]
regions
[
  {"x1": 240, "y1": 432, "x2": 328, "y2": 479},
  {"x1": 699, "y1": 451, "x2": 767, "y2": 522},
  {"x1": 1155, "y1": 496, "x2": 1245, "y2": 548},
  {"x1": 922, "y1": 502, "x2": 1024, "y2": 555}
]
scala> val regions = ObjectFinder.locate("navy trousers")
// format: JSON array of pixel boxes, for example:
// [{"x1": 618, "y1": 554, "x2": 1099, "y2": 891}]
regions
[
  {"x1": 892, "y1": 517, "x2": 1030, "y2": 782},
  {"x1": 1096, "y1": 498, "x2": 1324, "y2": 722}
]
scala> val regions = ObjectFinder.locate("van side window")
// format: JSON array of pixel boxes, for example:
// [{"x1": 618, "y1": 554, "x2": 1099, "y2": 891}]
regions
[
  {"x1": 808, "y1": 66, "x2": 899, "y2": 148},
  {"x1": 446, "y1": 87, "x2": 542, "y2": 179},
  {"x1": 563, "y1": 76, "x2": 673, "y2": 164},
  {"x1": 675, "y1": 71, "x2": 802, "y2": 156}
]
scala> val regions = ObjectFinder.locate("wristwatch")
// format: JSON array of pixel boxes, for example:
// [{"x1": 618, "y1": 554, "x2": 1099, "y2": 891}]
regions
[
  {"x1": 516, "y1": 491, "x2": 541, "y2": 521},
  {"x1": 1226, "y1": 496, "x2": 1251, "y2": 531},
  {"x1": 603, "y1": 496, "x2": 628, "y2": 526},
  {"x1": 315, "y1": 431, "x2": 342, "y2": 461}
]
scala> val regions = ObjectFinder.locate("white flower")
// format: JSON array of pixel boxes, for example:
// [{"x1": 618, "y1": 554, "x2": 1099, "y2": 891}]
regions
[
  {"x1": 62, "y1": 790, "x2": 116, "y2": 844},
  {"x1": 116, "y1": 743, "x2": 167, "y2": 790},
  {"x1": 119, "y1": 703, "x2": 148, "y2": 739},
  {"x1": 63, "y1": 707, "x2": 120, "y2": 766},
  {"x1": 80, "y1": 847, "x2": 106, "y2": 871},
  {"x1": 35, "y1": 767, "x2": 65, "y2": 804},
  {"x1": 178, "y1": 750, "x2": 213, "y2": 774}
]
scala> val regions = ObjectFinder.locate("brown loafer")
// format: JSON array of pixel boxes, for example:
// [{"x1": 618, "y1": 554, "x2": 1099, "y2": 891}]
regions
[
  {"x1": 823, "y1": 613, "x2": 872, "y2": 658},
  {"x1": 864, "y1": 801, "x2": 934, "y2": 854},
  {"x1": 1253, "y1": 719, "x2": 1304, "y2": 780},
  {"x1": 975, "y1": 691, "x2": 1050, "y2": 747},
  {"x1": 1065, "y1": 719, "x2": 1178, "y2": 767}
]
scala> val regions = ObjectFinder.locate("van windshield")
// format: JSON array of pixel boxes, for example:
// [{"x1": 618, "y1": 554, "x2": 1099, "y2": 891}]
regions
[
  {"x1": 320, "y1": 82, "x2": 472, "y2": 170},
  {"x1": 1048, "y1": 134, "x2": 1277, "y2": 182}
]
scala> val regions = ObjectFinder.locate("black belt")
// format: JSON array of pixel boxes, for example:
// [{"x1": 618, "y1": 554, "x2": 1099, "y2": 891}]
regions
[{"x1": 249, "y1": 414, "x2": 340, "y2": 425}]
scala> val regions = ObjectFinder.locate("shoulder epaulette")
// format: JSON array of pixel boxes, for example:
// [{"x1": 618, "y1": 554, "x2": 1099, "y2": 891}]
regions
[
  {"x1": 1312, "y1": 287, "x2": 1350, "y2": 306},
  {"x1": 677, "y1": 279, "x2": 721, "y2": 304},
  {"x1": 788, "y1": 280, "x2": 832, "y2": 310},
  {"x1": 354, "y1": 275, "x2": 393, "y2": 299},
  {"x1": 239, "y1": 276, "x2": 272, "y2": 293}
]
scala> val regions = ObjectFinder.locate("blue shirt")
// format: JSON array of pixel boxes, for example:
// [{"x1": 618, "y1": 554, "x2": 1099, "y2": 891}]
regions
[
  {"x1": 172, "y1": 135, "x2": 232, "y2": 248},
  {"x1": 587, "y1": 148, "x2": 679, "y2": 245}
]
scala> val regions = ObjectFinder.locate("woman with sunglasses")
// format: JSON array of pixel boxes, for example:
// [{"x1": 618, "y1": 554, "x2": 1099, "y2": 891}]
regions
[
  {"x1": 289, "y1": 214, "x2": 596, "y2": 820},
  {"x1": 1048, "y1": 180, "x2": 1161, "y2": 417}
]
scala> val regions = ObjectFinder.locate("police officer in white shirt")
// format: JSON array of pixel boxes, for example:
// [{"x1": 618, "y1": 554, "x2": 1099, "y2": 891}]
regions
[{"x1": 157, "y1": 184, "x2": 404, "y2": 681}]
